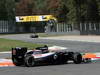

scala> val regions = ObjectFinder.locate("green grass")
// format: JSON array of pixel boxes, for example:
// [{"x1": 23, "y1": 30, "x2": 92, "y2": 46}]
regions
[{"x1": 0, "y1": 38, "x2": 44, "y2": 52}]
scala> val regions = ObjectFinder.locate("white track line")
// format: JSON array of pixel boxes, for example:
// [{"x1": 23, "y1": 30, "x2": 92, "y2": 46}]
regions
[{"x1": 0, "y1": 52, "x2": 11, "y2": 54}]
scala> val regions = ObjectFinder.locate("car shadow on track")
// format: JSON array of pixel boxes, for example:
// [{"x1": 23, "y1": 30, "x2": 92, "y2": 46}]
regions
[{"x1": 17, "y1": 61, "x2": 95, "y2": 68}]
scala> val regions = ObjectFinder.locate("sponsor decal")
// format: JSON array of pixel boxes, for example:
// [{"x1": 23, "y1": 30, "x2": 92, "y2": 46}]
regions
[
  {"x1": 33, "y1": 52, "x2": 55, "y2": 58},
  {"x1": 82, "y1": 52, "x2": 100, "y2": 61}
]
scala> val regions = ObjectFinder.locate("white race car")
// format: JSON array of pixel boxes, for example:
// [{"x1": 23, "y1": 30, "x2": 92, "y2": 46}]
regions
[{"x1": 12, "y1": 45, "x2": 82, "y2": 67}]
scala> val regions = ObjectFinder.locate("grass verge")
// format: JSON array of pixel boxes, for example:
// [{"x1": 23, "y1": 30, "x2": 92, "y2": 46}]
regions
[
  {"x1": 0, "y1": 33, "x2": 67, "y2": 37},
  {"x1": 0, "y1": 38, "x2": 43, "y2": 52}
]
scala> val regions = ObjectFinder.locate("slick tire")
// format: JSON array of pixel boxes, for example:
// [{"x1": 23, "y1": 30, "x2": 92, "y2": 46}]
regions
[
  {"x1": 73, "y1": 53, "x2": 82, "y2": 64},
  {"x1": 24, "y1": 55, "x2": 35, "y2": 67}
]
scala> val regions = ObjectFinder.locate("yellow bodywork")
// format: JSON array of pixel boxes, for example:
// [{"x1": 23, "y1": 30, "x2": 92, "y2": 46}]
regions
[{"x1": 16, "y1": 15, "x2": 57, "y2": 22}]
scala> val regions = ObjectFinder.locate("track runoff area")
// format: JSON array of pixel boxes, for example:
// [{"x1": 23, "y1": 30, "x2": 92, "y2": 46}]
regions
[{"x1": 0, "y1": 46, "x2": 100, "y2": 67}]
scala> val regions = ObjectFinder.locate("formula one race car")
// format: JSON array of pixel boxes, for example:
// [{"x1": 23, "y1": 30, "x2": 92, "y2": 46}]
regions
[
  {"x1": 12, "y1": 45, "x2": 82, "y2": 67},
  {"x1": 30, "y1": 33, "x2": 38, "y2": 38}
]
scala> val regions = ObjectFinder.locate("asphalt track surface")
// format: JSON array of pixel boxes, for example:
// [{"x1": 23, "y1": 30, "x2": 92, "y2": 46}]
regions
[{"x1": 0, "y1": 34, "x2": 100, "y2": 75}]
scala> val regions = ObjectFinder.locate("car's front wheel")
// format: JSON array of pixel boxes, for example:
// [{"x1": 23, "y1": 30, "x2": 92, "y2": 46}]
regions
[{"x1": 73, "y1": 53, "x2": 82, "y2": 64}]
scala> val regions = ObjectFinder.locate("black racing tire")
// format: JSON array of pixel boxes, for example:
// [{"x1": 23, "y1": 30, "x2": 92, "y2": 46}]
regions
[
  {"x1": 24, "y1": 55, "x2": 35, "y2": 67},
  {"x1": 73, "y1": 53, "x2": 82, "y2": 64},
  {"x1": 12, "y1": 57, "x2": 23, "y2": 66}
]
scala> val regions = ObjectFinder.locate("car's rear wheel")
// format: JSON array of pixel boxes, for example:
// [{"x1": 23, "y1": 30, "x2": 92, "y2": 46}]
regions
[
  {"x1": 24, "y1": 55, "x2": 35, "y2": 67},
  {"x1": 73, "y1": 53, "x2": 82, "y2": 64}
]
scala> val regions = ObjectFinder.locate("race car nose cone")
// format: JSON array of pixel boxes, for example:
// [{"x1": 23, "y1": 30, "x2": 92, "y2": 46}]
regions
[{"x1": 83, "y1": 53, "x2": 96, "y2": 58}]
